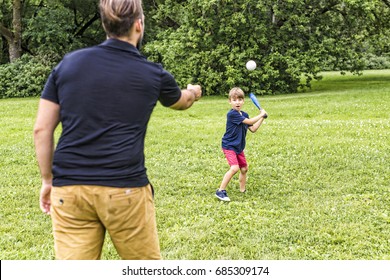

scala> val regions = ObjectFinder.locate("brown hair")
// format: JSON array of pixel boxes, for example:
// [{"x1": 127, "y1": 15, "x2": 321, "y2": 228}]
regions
[
  {"x1": 228, "y1": 87, "x2": 245, "y2": 100},
  {"x1": 99, "y1": 0, "x2": 143, "y2": 38}
]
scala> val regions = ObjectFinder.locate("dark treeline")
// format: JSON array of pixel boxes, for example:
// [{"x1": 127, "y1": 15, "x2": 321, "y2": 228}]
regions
[{"x1": 1, "y1": 0, "x2": 389, "y2": 97}]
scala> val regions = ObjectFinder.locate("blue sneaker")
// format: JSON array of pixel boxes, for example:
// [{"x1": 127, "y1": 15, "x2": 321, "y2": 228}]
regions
[{"x1": 215, "y1": 189, "x2": 230, "y2": 202}]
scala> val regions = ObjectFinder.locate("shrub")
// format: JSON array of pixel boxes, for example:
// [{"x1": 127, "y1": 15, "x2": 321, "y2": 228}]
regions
[
  {"x1": 363, "y1": 53, "x2": 390, "y2": 70},
  {"x1": 0, "y1": 54, "x2": 55, "y2": 99}
]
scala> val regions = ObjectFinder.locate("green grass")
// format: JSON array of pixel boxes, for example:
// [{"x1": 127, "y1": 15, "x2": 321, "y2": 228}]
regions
[{"x1": 0, "y1": 70, "x2": 389, "y2": 260}]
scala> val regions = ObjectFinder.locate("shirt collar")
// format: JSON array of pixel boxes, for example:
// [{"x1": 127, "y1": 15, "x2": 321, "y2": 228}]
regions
[{"x1": 100, "y1": 38, "x2": 140, "y2": 55}]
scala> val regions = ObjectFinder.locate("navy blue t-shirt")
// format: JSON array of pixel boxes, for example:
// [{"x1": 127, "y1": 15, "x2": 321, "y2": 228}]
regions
[
  {"x1": 41, "y1": 39, "x2": 181, "y2": 187},
  {"x1": 221, "y1": 110, "x2": 249, "y2": 153}
]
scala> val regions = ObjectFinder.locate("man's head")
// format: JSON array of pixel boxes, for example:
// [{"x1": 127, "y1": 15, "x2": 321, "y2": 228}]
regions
[{"x1": 99, "y1": 0, "x2": 144, "y2": 46}]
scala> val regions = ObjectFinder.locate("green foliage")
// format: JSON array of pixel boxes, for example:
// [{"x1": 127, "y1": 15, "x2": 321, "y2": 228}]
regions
[
  {"x1": 0, "y1": 0, "x2": 104, "y2": 99},
  {"x1": 144, "y1": 0, "x2": 390, "y2": 95},
  {"x1": 363, "y1": 54, "x2": 390, "y2": 70},
  {"x1": 1, "y1": 0, "x2": 389, "y2": 98},
  {"x1": 23, "y1": 0, "x2": 104, "y2": 57},
  {"x1": 0, "y1": 54, "x2": 53, "y2": 98},
  {"x1": 23, "y1": 6, "x2": 83, "y2": 55}
]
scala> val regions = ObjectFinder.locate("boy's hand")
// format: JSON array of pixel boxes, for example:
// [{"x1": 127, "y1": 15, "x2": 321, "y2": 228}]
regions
[{"x1": 260, "y1": 109, "x2": 268, "y2": 118}]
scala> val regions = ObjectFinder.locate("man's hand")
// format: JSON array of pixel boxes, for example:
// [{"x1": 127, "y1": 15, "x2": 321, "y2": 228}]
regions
[
  {"x1": 187, "y1": 84, "x2": 202, "y2": 101},
  {"x1": 170, "y1": 84, "x2": 202, "y2": 110},
  {"x1": 40, "y1": 182, "x2": 52, "y2": 215}
]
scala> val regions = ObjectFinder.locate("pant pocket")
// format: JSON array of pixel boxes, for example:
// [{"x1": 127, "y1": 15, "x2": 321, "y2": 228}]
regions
[
  {"x1": 106, "y1": 187, "x2": 146, "y2": 229},
  {"x1": 51, "y1": 187, "x2": 78, "y2": 214}
]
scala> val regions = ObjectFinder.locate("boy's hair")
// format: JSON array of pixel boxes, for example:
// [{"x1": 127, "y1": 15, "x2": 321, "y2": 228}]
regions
[
  {"x1": 228, "y1": 87, "x2": 245, "y2": 100},
  {"x1": 99, "y1": 0, "x2": 143, "y2": 38}
]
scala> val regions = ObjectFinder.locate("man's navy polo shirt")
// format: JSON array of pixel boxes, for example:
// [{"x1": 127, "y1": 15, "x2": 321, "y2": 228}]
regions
[{"x1": 41, "y1": 39, "x2": 182, "y2": 187}]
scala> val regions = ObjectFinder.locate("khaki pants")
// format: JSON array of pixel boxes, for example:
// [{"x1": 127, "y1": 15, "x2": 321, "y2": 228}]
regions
[{"x1": 50, "y1": 184, "x2": 161, "y2": 260}]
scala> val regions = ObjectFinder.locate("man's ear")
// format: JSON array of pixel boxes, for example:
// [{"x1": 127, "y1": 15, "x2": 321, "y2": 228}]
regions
[{"x1": 135, "y1": 18, "x2": 143, "y2": 32}]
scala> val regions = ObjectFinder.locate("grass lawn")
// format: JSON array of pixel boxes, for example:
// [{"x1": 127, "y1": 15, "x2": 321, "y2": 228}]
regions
[{"x1": 0, "y1": 70, "x2": 389, "y2": 260}]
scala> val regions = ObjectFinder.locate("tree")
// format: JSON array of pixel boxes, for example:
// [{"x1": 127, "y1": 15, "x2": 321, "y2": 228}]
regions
[
  {"x1": 23, "y1": 0, "x2": 103, "y2": 59},
  {"x1": 0, "y1": 0, "x2": 103, "y2": 63},
  {"x1": 0, "y1": 0, "x2": 104, "y2": 98},
  {"x1": 0, "y1": 0, "x2": 22, "y2": 62},
  {"x1": 144, "y1": 0, "x2": 390, "y2": 95},
  {"x1": 1, "y1": 0, "x2": 389, "y2": 97}
]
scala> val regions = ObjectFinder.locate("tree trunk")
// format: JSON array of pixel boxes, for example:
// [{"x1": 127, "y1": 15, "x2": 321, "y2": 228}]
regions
[
  {"x1": 10, "y1": 0, "x2": 22, "y2": 62},
  {"x1": 0, "y1": 0, "x2": 22, "y2": 62}
]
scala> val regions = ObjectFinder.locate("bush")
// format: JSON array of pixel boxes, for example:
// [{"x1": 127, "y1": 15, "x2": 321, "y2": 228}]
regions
[
  {"x1": 363, "y1": 53, "x2": 390, "y2": 70},
  {"x1": 0, "y1": 54, "x2": 54, "y2": 99}
]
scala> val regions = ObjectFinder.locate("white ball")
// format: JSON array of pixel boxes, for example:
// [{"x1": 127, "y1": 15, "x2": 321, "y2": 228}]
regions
[{"x1": 246, "y1": 60, "x2": 257, "y2": 71}]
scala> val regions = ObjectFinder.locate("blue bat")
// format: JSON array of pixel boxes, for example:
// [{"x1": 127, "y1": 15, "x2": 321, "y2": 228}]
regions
[{"x1": 249, "y1": 93, "x2": 268, "y2": 118}]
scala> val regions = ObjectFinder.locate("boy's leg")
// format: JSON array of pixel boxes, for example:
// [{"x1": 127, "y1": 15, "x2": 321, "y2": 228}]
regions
[
  {"x1": 220, "y1": 149, "x2": 240, "y2": 190},
  {"x1": 219, "y1": 165, "x2": 240, "y2": 190},
  {"x1": 216, "y1": 167, "x2": 236, "y2": 201},
  {"x1": 239, "y1": 167, "x2": 248, "y2": 192},
  {"x1": 237, "y1": 152, "x2": 248, "y2": 192}
]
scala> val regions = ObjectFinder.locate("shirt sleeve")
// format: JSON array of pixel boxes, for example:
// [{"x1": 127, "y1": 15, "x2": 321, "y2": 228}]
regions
[
  {"x1": 158, "y1": 69, "x2": 182, "y2": 107},
  {"x1": 228, "y1": 110, "x2": 246, "y2": 125},
  {"x1": 41, "y1": 69, "x2": 59, "y2": 104}
]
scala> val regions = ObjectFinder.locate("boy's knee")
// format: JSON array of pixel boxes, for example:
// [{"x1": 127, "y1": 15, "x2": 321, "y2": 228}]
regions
[
  {"x1": 230, "y1": 165, "x2": 240, "y2": 173},
  {"x1": 240, "y1": 166, "x2": 248, "y2": 173}
]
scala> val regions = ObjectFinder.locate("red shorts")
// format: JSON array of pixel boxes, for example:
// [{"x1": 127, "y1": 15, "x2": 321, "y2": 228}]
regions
[{"x1": 222, "y1": 149, "x2": 247, "y2": 168}]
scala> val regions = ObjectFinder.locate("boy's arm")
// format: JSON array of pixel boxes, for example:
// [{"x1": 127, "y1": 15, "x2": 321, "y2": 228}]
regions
[
  {"x1": 248, "y1": 117, "x2": 264, "y2": 133},
  {"x1": 242, "y1": 109, "x2": 267, "y2": 127}
]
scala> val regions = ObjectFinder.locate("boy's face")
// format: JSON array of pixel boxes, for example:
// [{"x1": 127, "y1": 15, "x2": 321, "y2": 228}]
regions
[{"x1": 229, "y1": 97, "x2": 244, "y2": 112}]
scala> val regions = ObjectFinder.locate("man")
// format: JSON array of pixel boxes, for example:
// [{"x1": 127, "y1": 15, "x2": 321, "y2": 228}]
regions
[{"x1": 33, "y1": 0, "x2": 201, "y2": 260}]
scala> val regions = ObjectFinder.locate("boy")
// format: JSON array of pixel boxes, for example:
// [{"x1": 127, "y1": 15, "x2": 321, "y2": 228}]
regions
[{"x1": 216, "y1": 87, "x2": 267, "y2": 202}]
